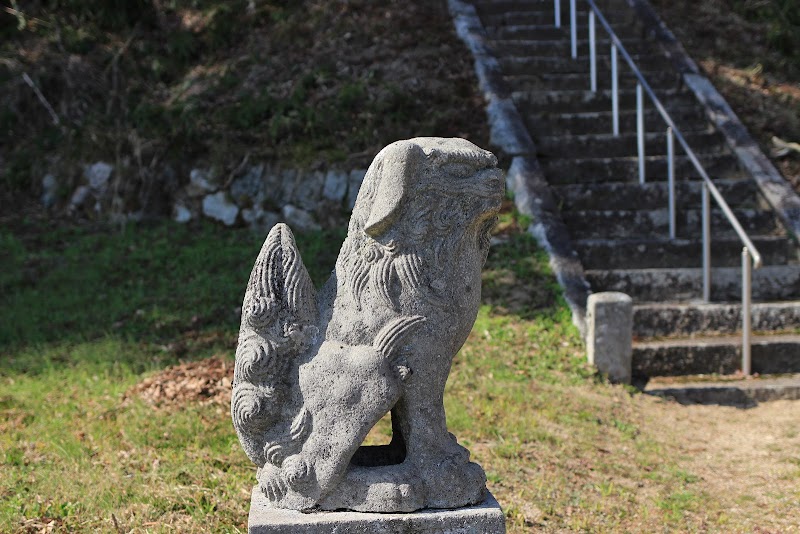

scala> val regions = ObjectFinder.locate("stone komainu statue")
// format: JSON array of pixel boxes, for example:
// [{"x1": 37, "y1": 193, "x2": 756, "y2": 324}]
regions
[{"x1": 232, "y1": 137, "x2": 504, "y2": 512}]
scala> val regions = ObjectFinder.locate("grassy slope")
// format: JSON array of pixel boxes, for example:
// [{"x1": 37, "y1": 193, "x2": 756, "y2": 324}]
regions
[
  {"x1": 0, "y1": 0, "x2": 488, "y2": 210},
  {"x1": 648, "y1": 0, "x2": 800, "y2": 191},
  {"x1": 2, "y1": 210, "x2": 778, "y2": 533}
]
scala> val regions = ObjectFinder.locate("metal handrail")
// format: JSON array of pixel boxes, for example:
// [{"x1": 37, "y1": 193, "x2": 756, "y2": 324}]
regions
[{"x1": 556, "y1": 0, "x2": 762, "y2": 374}]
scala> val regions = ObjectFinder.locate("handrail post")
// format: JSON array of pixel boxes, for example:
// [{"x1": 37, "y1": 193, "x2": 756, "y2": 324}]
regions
[
  {"x1": 570, "y1": 0, "x2": 577, "y2": 58},
  {"x1": 637, "y1": 83, "x2": 645, "y2": 184},
  {"x1": 589, "y1": 11, "x2": 597, "y2": 92},
  {"x1": 667, "y1": 127, "x2": 676, "y2": 239},
  {"x1": 702, "y1": 183, "x2": 711, "y2": 302},
  {"x1": 611, "y1": 43, "x2": 618, "y2": 136},
  {"x1": 584, "y1": 0, "x2": 764, "y2": 323},
  {"x1": 742, "y1": 248, "x2": 752, "y2": 376},
  {"x1": 555, "y1": 0, "x2": 561, "y2": 28}
]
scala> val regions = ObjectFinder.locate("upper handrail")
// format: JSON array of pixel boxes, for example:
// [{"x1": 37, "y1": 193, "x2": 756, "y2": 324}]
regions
[
  {"x1": 559, "y1": 0, "x2": 760, "y2": 373},
  {"x1": 584, "y1": 0, "x2": 762, "y2": 268}
]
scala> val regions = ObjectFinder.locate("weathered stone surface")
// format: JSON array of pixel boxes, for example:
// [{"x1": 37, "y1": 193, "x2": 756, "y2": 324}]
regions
[
  {"x1": 231, "y1": 164, "x2": 266, "y2": 206},
  {"x1": 232, "y1": 138, "x2": 504, "y2": 516},
  {"x1": 84, "y1": 161, "x2": 113, "y2": 192},
  {"x1": 633, "y1": 334, "x2": 800, "y2": 377},
  {"x1": 188, "y1": 168, "x2": 216, "y2": 197},
  {"x1": 203, "y1": 192, "x2": 239, "y2": 226},
  {"x1": 242, "y1": 208, "x2": 281, "y2": 234},
  {"x1": 41, "y1": 174, "x2": 58, "y2": 207},
  {"x1": 347, "y1": 169, "x2": 367, "y2": 210},
  {"x1": 280, "y1": 204, "x2": 320, "y2": 233},
  {"x1": 587, "y1": 292, "x2": 633, "y2": 384},
  {"x1": 276, "y1": 169, "x2": 298, "y2": 204},
  {"x1": 323, "y1": 170, "x2": 348, "y2": 202},
  {"x1": 69, "y1": 185, "x2": 91, "y2": 208},
  {"x1": 586, "y1": 265, "x2": 800, "y2": 302},
  {"x1": 248, "y1": 487, "x2": 506, "y2": 533},
  {"x1": 61, "y1": 156, "x2": 371, "y2": 229},
  {"x1": 294, "y1": 171, "x2": 326, "y2": 211},
  {"x1": 645, "y1": 373, "x2": 800, "y2": 407},
  {"x1": 173, "y1": 202, "x2": 192, "y2": 223}
]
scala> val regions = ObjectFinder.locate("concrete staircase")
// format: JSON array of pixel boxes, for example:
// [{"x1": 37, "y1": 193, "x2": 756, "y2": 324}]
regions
[{"x1": 469, "y1": 0, "x2": 800, "y2": 378}]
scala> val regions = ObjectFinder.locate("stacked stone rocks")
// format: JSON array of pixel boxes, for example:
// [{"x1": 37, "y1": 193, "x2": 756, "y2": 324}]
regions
[{"x1": 55, "y1": 162, "x2": 367, "y2": 231}]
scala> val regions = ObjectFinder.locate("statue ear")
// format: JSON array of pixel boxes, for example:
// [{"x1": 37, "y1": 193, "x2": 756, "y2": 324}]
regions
[{"x1": 364, "y1": 142, "x2": 425, "y2": 237}]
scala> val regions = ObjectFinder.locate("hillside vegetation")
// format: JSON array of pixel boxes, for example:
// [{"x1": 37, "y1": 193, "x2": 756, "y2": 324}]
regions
[
  {"x1": 650, "y1": 0, "x2": 800, "y2": 190},
  {"x1": 0, "y1": 0, "x2": 488, "y2": 214}
]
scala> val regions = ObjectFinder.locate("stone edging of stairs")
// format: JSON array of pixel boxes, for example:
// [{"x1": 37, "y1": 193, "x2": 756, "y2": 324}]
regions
[
  {"x1": 448, "y1": 0, "x2": 535, "y2": 158},
  {"x1": 448, "y1": 0, "x2": 592, "y2": 336},
  {"x1": 625, "y1": 0, "x2": 800, "y2": 243}
]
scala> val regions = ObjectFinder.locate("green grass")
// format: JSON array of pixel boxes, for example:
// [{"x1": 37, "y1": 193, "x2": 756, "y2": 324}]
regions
[
  {"x1": 0, "y1": 220, "x2": 343, "y2": 531},
  {"x1": 0, "y1": 215, "x2": 735, "y2": 532},
  {"x1": 0, "y1": 220, "x2": 343, "y2": 355}
]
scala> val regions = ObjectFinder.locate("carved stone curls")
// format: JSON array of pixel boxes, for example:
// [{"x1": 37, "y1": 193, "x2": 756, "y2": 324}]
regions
[{"x1": 232, "y1": 137, "x2": 504, "y2": 512}]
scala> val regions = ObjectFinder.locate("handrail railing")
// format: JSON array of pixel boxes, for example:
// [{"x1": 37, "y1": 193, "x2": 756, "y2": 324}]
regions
[{"x1": 556, "y1": 0, "x2": 762, "y2": 374}]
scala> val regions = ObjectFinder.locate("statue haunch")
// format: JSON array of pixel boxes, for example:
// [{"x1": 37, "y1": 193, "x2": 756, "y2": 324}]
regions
[{"x1": 232, "y1": 137, "x2": 504, "y2": 513}]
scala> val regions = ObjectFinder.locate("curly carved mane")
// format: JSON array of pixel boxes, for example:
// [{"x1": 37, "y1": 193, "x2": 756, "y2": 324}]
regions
[{"x1": 334, "y1": 138, "x2": 500, "y2": 311}]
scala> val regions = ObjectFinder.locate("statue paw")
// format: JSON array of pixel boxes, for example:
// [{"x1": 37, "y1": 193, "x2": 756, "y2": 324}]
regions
[
  {"x1": 282, "y1": 454, "x2": 314, "y2": 490},
  {"x1": 258, "y1": 455, "x2": 317, "y2": 506},
  {"x1": 259, "y1": 465, "x2": 289, "y2": 502}
]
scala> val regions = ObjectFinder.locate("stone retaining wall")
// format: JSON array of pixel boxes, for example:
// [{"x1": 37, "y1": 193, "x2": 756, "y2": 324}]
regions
[{"x1": 57, "y1": 161, "x2": 367, "y2": 232}]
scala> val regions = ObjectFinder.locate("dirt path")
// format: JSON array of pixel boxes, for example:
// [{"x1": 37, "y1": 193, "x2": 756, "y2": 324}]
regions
[{"x1": 641, "y1": 396, "x2": 800, "y2": 531}]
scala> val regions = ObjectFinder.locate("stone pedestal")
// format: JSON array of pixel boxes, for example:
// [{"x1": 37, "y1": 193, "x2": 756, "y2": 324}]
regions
[
  {"x1": 248, "y1": 487, "x2": 506, "y2": 534},
  {"x1": 587, "y1": 292, "x2": 633, "y2": 384}
]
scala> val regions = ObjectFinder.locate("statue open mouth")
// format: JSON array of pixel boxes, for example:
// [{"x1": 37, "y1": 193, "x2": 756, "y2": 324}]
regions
[{"x1": 232, "y1": 137, "x2": 504, "y2": 513}]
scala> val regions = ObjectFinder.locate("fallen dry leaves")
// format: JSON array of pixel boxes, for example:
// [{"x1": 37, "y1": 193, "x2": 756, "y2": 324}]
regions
[{"x1": 124, "y1": 357, "x2": 232, "y2": 408}]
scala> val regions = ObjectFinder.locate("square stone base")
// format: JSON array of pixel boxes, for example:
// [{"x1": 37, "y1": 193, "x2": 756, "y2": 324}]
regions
[{"x1": 248, "y1": 486, "x2": 506, "y2": 533}]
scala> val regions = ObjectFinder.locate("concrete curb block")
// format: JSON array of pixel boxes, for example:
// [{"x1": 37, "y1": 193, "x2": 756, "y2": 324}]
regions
[
  {"x1": 587, "y1": 292, "x2": 633, "y2": 384},
  {"x1": 448, "y1": 0, "x2": 590, "y2": 335},
  {"x1": 448, "y1": 0, "x2": 535, "y2": 158},
  {"x1": 625, "y1": 0, "x2": 800, "y2": 243},
  {"x1": 507, "y1": 156, "x2": 592, "y2": 336}
]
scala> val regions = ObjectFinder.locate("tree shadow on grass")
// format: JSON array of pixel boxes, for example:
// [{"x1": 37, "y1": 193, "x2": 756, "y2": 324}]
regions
[
  {"x1": 0, "y1": 219, "x2": 345, "y2": 375},
  {"x1": 1, "y1": 216, "x2": 577, "y2": 379}
]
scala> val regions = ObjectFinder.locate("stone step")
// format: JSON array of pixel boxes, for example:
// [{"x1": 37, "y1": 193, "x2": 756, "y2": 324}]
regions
[
  {"x1": 487, "y1": 23, "x2": 646, "y2": 41},
  {"x1": 633, "y1": 301, "x2": 800, "y2": 338},
  {"x1": 504, "y1": 69, "x2": 684, "y2": 92},
  {"x1": 500, "y1": 54, "x2": 670, "y2": 75},
  {"x1": 540, "y1": 153, "x2": 744, "y2": 183},
  {"x1": 565, "y1": 207, "x2": 781, "y2": 239},
  {"x1": 525, "y1": 107, "x2": 708, "y2": 134},
  {"x1": 552, "y1": 179, "x2": 759, "y2": 211},
  {"x1": 586, "y1": 265, "x2": 800, "y2": 302},
  {"x1": 645, "y1": 375, "x2": 800, "y2": 407},
  {"x1": 489, "y1": 37, "x2": 647, "y2": 58},
  {"x1": 514, "y1": 87, "x2": 696, "y2": 113},
  {"x1": 633, "y1": 334, "x2": 800, "y2": 377},
  {"x1": 535, "y1": 131, "x2": 726, "y2": 159},
  {"x1": 473, "y1": 0, "x2": 572, "y2": 15},
  {"x1": 575, "y1": 236, "x2": 795, "y2": 270},
  {"x1": 481, "y1": 9, "x2": 639, "y2": 28},
  {"x1": 473, "y1": 0, "x2": 634, "y2": 16}
]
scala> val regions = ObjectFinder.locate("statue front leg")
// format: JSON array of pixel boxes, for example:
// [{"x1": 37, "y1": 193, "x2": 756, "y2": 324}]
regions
[{"x1": 392, "y1": 353, "x2": 487, "y2": 509}]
